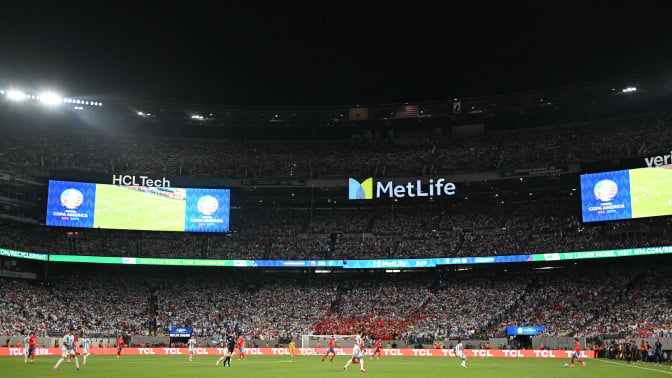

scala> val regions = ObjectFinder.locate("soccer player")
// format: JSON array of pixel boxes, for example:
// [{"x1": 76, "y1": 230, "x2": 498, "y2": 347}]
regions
[
  {"x1": 116, "y1": 335, "x2": 124, "y2": 359},
  {"x1": 188, "y1": 335, "x2": 197, "y2": 361},
  {"x1": 27, "y1": 332, "x2": 37, "y2": 363},
  {"x1": 370, "y1": 340, "x2": 382, "y2": 361},
  {"x1": 322, "y1": 336, "x2": 336, "y2": 362},
  {"x1": 343, "y1": 332, "x2": 366, "y2": 372},
  {"x1": 53, "y1": 329, "x2": 80, "y2": 371},
  {"x1": 81, "y1": 334, "x2": 91, "y2": 365},
  {"x1": 289, "y1": 339, "x2": 296, "y2": 359},
  {"x1": 569, "y1": 338, "x2": 586, "y2": 367},
  {"x1": 23, "y1": 332, "x2": 30, "y2": 363},
  {"x1": 237, "y1": 335, "x2": 246, "y2": 361},
  {"x1": 68, "y1": 334, "x2": 79, "y2": 362},
  {"x1": 216, "y1": 333, "x2": 236, "y2": 367},
  {"x1": 455, "y1": 339, "x2": 467, "y2": 368}
]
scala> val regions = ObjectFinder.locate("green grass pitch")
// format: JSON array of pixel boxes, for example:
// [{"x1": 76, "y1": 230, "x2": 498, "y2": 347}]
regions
[
  {"x1": 630, "y1": 167, "x2": 672, "y2": 218},
  {"x1": 2, "y1": 355, "x2": 670, "y2": 378},
  {"x1": 94, "y1": 185, "x2": 186, "y2": 231}
]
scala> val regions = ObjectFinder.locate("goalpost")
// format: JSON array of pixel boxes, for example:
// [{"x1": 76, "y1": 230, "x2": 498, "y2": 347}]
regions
[{"x1": 301, "y1": 334, "x2": 359, "y2": 349}]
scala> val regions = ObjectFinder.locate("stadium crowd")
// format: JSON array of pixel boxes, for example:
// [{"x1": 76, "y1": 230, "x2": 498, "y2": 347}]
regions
[
  {"x1": 2, "y1": 105, "x2": 672, "y2": 346},
  {"x1": 2, "y1": 265, "x2": 671, "y2": 342},
  {"x1": 0, "y1": 197, "x2": 670, "y2": 262},
  {"x1": 1, "y1": 111, "x2": 671, "y2": 178}
]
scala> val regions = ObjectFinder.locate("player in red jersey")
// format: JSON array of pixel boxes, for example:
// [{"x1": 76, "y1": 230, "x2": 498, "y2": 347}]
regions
[
  {"x1": 27, "y1": 333, "x2": 37, "y2": 363},
  {"x1": 116, "y1": 336, "x2": 124, "y2": 359},
  {"x1": 237, "y1": 336, "x2": 246, "y2": 361},
  {"x1": 569, "y1": 338, "x2": 586, "y2": 367},
  {"x1": 321, "y1": 337, "x2": 336, "y2": 362},
  {"x1": 370, "y1": 340, "x2": 382, "y2": 360}
]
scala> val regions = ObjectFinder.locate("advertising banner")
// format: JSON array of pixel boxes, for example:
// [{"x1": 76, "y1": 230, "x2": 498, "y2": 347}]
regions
[{"x1": 0, "y1": 347, "x2": 593, "y2": 358}]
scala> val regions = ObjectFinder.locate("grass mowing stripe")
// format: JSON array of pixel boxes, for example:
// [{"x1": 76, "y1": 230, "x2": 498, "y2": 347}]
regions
[{"x1": 595, "y1": 358, "x2": 672, "y2": 375}]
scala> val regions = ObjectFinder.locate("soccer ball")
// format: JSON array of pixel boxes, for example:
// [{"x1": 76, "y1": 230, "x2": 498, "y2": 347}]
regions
[{"x1": 563, "y1": 363, "x2": 569, "y2": 368}]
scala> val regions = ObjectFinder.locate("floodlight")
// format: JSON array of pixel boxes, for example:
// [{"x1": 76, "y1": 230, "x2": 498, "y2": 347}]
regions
[
  {"x1": 39, "y1": 92, "x2": 63, "y2": 106},
  {"x1": 7, "y1": 90, "x2": 26, "y2": 101}
]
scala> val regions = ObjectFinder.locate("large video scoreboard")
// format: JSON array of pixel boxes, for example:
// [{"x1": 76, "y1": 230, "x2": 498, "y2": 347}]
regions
[
  {"x1": 46, "y1": 180, "x2": 230, "y2": 232},
  {"x1": 580, "y1": 167, "x2": 672, "y2": 222}
]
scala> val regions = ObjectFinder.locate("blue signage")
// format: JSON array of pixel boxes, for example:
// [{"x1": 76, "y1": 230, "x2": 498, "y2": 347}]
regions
[
  {"x1": 169, "y1": 327, "x2": 193, "y2": 337},
  {"x1": 506, "y1": 326, "x2": 546, "y2": 336},
  {"x1": 580, "y1": 170, "x2": 632, "y2": 222},
  {"x1": 46, "y1": 180, "x2": 97, "y2": 228},
  {"x1": 184, "y1": 188, "x2": 230, "y2": 232}
]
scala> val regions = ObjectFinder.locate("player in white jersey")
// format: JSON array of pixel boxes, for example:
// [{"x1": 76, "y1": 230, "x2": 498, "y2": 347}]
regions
[
  {"x1": 454, "y1": 339, "x2": 466, "y2": 368},
  {"x1": 23, "y1": 332, "x2": 30, "y2": 363},
  {"x1": 343, "y1": 330, "x2": 367, "y2": 372},
  {"x1": 81, "y1": 334, "x2": 92, "y2": 365},
  {"x1": 53, "y1": 329, "x2": 80, "y2": 371},
  {"x1": 188, "y1": 335, "x2": 197, "y2": 361}
]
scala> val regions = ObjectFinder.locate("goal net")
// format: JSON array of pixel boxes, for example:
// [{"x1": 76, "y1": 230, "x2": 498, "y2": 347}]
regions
[{"x1": 301, "y1": 334, "x2": 359, "y2": 349}]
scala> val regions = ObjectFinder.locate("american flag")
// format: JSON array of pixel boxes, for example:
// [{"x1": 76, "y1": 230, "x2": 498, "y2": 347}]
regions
[{"x1": 395, "y1": 104, "x2": 419, "y2": 118}]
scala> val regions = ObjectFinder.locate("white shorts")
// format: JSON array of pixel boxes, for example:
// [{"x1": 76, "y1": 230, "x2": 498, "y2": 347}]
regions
[
  {"x1": 456, "y1": 352, "x2": 465, "y2": 359},
  {"x1": 61, "y1": 348, "x2": 76, "y2": 357}
]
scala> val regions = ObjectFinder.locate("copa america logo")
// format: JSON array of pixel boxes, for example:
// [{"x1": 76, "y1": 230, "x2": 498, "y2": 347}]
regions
[
  {"x1": 594, "y1": 179, "x2": 618, "y2": 202},
  {"x1": 60, "y1": 189, "x2": 84, "y2": 209},
  {"x1": 197, "y1": 195, "x2": 219, "y2": 215}
]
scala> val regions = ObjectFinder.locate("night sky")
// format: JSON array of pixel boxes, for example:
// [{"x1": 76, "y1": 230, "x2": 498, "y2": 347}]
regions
[{"x1": 0, "y1": 3, "x2": 670, "y2": 105}]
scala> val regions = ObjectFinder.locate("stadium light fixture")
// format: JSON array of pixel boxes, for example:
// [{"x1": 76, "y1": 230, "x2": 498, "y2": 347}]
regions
[
  {"x1": 622, "y1": 86, "x2": 637, "y2": 93},
  {"x1": 39, "y1": 92, "x2": 63, "y2": 106},
  {"x1": 7, "y1": 90, "x2": 26, "y2": 101}
]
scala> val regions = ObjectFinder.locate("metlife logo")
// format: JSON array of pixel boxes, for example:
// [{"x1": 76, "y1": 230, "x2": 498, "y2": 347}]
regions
[{"x1": 348, "y1": 177, "x2": 456, "y2": 200}]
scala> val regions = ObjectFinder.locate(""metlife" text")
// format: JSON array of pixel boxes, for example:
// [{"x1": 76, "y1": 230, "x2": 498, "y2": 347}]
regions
[{"x1": 376, "y1": 178, "x2": 456, "y2": 198}]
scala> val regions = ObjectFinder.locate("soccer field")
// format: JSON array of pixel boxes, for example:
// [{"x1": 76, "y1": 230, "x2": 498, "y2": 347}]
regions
[
  {"x1": 93, "y1": 185, "x2": 186, "y2": 231},
  {"x1": 1, "y1": 355, "x2": 670, "y2": 378},
  {"x1": 630, "y1": 167, "x2": 672, "y2": 218}
]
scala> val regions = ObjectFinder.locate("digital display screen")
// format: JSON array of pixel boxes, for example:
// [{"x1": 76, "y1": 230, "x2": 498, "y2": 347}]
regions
[
  {"x1": 169, "y1": 327, "x2": 193, "y2": 337},
  {"x1": 507, "y1": 326, "x2": 546, "y2": 336},
  {"x1": 46, "y1": 180, "x2": 230, "y2": 232},
  {"x1": 4, "y1": 245, "x2": 672, "y2": 266},
  {"x1": 580, "y1": 167, "x2": 672, "y2": 222}
]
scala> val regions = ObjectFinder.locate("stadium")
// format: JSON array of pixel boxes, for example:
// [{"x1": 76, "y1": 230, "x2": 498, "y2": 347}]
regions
[{"x1": 2, "y1": 3, "x2": 672, "y2": 378}]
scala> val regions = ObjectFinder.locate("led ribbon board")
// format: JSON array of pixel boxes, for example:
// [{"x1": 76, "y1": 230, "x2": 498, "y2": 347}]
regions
[{"x1": 3, "y1": 246, "x2": 672, "y2": 267}]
